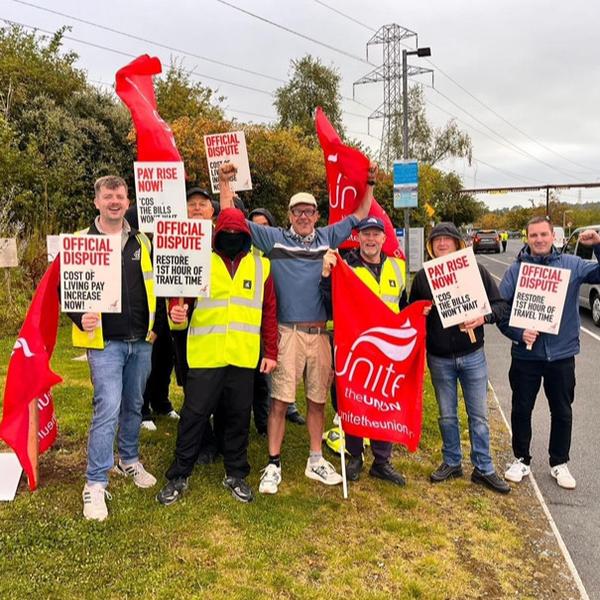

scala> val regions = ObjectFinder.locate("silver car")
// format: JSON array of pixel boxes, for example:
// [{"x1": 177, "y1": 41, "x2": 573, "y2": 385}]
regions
[{"x1": 561, "y1": 225, "x2": 600, "y2": 326}]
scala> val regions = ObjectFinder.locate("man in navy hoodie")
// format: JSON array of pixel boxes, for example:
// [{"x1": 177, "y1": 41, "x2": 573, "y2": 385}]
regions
[{"x1": 499, "y1": 216, "x2": 600, "y2": 489}]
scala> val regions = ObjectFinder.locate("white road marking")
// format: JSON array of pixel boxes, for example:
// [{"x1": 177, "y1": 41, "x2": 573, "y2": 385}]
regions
[
  {"x1": 488, "y1": 381, "x2": 590, "y2": 600},
  {"x1": 580, "y1": 325, "x2": 600, "y2": 342},
  {"x1": 477, "y1": 255, "x2": 513, "y2": 267}
]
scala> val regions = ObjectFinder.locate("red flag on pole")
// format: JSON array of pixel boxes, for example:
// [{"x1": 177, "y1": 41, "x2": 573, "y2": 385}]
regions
[
  {"x1": 0, "y1": 258, "x2": 62, "y2": 490},
  {"x1": 315, "y1": 107, "x2": 405, "y2": 259},
  {"x1": 332, "y1": 259, "x2": 430, "y2": 451},
  {"x1": 115, "y1": 54, "x2": 182, "y2": 161}
]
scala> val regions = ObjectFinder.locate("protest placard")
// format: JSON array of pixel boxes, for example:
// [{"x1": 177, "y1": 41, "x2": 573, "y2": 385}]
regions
[
  {"x1": 204, "y1": 131, "x2": 252, "y2": 194},
  {"x1": 424, "y1": 247, "x2": 491, "y2": 328},
  {"x1": 508, "y1": 262, "x2": 569, "y2": 334},
  {"x1": 46, "y1": 235, "x2": 60, "y2": 262},
  {"x1": 133, "y1": 161, "x2": 187, "y2": 233},
  {"x1": 0, "y1": 238, "x2": 18, "y2": 267},
  {"x1": 153, "y1": 219, "x2": 212, "y2": 297},
  {"x1": 60, "y1": 234, "x2": 121, "y2": 313}
]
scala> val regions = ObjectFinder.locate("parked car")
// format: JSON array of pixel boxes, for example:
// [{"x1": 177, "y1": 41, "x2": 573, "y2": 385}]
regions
[
  {"x1": 561, "y1": 224, "x2": 600, "y2": 326},
  {"x1": 472, "y1": 229, "x2": 501, "y2": 253}
]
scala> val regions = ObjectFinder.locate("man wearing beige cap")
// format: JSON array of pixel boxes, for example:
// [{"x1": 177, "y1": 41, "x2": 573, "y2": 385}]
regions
[{"x1": 218, "y1": 163, "x2": 376, "y2": 494}]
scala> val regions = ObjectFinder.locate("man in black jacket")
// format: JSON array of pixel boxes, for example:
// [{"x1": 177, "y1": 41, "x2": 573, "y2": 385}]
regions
[
  {"x1": 409, "y1": 222, "x2": 509, "y2": 494},
  {"x1": 69, "y1": 175, "x2": 163, "y2": 520}
]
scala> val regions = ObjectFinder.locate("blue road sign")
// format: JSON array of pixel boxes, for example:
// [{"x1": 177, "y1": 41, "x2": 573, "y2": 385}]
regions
[{"x1": 393, "y1": 160, "x2": 419, "y2": 208}]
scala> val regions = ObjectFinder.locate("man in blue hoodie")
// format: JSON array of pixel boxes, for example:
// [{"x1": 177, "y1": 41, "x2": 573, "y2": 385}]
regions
[{"x1": 499, "y1": 216, "x2": 600, "y2": 489}]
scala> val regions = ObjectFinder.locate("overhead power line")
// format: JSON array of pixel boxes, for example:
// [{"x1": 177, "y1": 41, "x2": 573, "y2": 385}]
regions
[
  {"x1": 215, "y1": 0, "x2": 375, "y2": 66},
  {"x1": 5, "y1": 2, "x2": 376, "y2": 114},
  {"x1": 314, "y1": 0, "x2": 599, "y2": 176},
  {"x1": 9, "y1": 0, "x2": 285, "y2": 83},
  {"x1": 2, "y1": 17, "x2": 372, "y2": 127}
]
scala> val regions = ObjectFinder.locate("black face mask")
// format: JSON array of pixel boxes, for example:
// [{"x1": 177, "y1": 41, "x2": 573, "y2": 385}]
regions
[{"x1": 217, "y1": 232, "x2": 246, "y2": 258}]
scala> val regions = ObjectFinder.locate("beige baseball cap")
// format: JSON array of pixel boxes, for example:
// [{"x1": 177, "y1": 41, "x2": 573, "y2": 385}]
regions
[{"x1": 289, "y1": 192, "x2": 317, "y2": 209}]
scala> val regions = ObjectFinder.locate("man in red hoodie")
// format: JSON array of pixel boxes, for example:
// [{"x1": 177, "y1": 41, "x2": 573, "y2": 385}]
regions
[{"x1": 156, "y1": 208, "x2": 278, "y2": 503}]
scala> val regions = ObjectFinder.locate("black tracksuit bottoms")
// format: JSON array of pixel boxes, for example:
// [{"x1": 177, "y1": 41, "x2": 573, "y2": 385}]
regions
[
  {"x1": 509, "y1": 356, "x2": 575, "y2": 467},
  {"x1": 165, "y1": 365, "x2": 254, "y2": 480}
]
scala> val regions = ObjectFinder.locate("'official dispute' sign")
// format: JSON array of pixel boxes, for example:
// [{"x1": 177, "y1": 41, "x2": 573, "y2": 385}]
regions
[
  {"x1": 134, "y1": 161, "x2": 187, "y2": 233},
  {"x1": 424, "y1": 247, "x2": 491, "y2": 328},
  {"x1": 204, "y1": 131, "x2": 252, "y2": 194},
  {"x1": 509, "y1": 263, "x2": 569, "y2": 334},
  {"x1": 153, "y1": 219, "x2": 212, "y2": 297},
  {"x1": 60, "y1": 234, "x2": 121, "y2": 313}
]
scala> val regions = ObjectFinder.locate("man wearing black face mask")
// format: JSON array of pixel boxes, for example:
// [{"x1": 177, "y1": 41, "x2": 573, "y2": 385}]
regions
[{"x1": 157, "y1": 208, "x2": 278, "y2": 504}]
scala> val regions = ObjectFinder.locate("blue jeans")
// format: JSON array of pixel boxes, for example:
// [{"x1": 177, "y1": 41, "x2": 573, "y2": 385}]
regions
[
  {"x1": 427, "y1": 348, "x2": 493, "y2": 474},
  {"x1": 86, "y1": 339, "x2": 152, "y2": 486}
]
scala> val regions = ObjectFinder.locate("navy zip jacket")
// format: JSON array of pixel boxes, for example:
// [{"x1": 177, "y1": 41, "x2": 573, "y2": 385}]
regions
[{"x1": 498, "y1": 244, "x2": 600, "y2": 361}]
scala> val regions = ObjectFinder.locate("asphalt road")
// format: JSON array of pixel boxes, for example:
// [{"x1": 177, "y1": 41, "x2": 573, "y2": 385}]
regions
[{"x1": 476, "y1": 239, "x2": 599, "y2": 600}]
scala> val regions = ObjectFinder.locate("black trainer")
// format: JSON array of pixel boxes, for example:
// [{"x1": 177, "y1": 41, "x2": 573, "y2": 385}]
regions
[
  {"x1": 471, "y1": 468, "x2": 511, "y2": 494},
  {"x1": 346, "y1": 456, "x2": 363, "y2": 481},
  {"x1": 286, "y1": 411, "x2": 306, "y2": 425},
  {"x1": 223, "y1": 476, "x2": 254, "y2": 503},
  {"x1": 369, "y1": 461, "x2": 406, "y2": 486},
  {"x1": 156, "y1": 476, "x2": 188, "y2": 506},
  {"x1": 430, "y1": 462, "x2": 463, "y2": 483}
]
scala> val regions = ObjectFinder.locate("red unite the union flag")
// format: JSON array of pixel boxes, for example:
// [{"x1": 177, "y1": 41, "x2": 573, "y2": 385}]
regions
[
  {"x1": 115, "y1": 54, "x2": 182, "y2": 162},
  {"x1": 0, "y1": 258, "x2": 62, "y2": 490},
  {"x1": 315, "y1": 107, "x2": 405, "y2": 260},
  {"x1": 333, "y1": 259, "x2": 430, "y2": 451}
]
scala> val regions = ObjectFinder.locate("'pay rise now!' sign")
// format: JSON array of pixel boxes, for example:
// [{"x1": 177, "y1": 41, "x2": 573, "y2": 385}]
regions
[{"x1": 424, "y1": 247, "x2": 491, "y2": 329}]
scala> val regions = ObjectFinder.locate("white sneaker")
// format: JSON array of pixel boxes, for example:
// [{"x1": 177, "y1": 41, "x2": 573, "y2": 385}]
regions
[
  {"x1": 115, "y1": 460, "x2": 157, "y2": 488},
  {"x1": 259, "y1": 463, "x2": 282, "y2": 494},
  {"x1": 305, "y1": 457, "x2": 343, "y2": 486},
  {"x1": 550, "y1": 463, "x2": 576, "y2": 489},
  {"x1": 166, "y1": 410, "x2": 180, "y2": 420},
  {"x1": 82, "y1": 483, "x2": 111, "y2": 521},
  {"x1": 140, "y1": 420, "x2": 157, "y2": 431},
  {"x1": 504, "y1": 458, "x2": 531, "y2": 483}
]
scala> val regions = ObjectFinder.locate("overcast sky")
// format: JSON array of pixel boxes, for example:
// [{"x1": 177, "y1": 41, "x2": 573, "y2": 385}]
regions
[{"x1": 4, "y1": 0, "x2": 600, "y2": 210}]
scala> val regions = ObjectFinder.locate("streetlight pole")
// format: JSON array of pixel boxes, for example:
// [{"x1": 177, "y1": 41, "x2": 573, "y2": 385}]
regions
[
  {"x1": 563, "y1": 209, "x2": 573, "y2": 236},
  {"x1": 402, "y1": 46, "x2": 431, "y2": 281}
]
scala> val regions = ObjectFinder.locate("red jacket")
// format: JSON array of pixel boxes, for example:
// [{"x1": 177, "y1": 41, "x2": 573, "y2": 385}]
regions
[{"x1": 169, "y1": 208, "x2": 278, "y2": 361}]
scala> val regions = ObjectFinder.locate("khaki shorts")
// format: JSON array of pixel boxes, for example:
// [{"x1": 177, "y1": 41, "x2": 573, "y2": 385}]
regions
[{"x1": 271, "y1": 324, "x2": 332, "y2": 405}]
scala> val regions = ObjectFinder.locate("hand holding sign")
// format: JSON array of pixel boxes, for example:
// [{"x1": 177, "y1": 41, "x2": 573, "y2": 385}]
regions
[
  {"x1": 523, "y1": 328, "x2": 539, "y2": 350},
  {"x1": 509, "y1": 263, "x2": 569, "y2": 350},
  {"x1": 170, "y1": 303, "x2": 188, "y2": 324},
  {"x1": 81, "y1": 313, "x2": 100, "y2": 332}
]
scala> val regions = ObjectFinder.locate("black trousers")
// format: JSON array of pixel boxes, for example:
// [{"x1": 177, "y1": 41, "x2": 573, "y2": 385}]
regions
[
  {"x1": 166, "y1": 366, "x2": 254, "y2": 480},
  {"x1": 345, "y1": 435, "x2": 392, "y2": 464},
  {"x1": 509, "y1": 356, "x2": 575, "y2": 467},
  {"x1": 142, "y1": 326, "x2": 175, "y2": 417},
  {"x1": 253, "y1": 365, "x2": 270, "y2": 434},
  {"x1": 171, "y1": 329, "x2": 221, "y2": 452}
]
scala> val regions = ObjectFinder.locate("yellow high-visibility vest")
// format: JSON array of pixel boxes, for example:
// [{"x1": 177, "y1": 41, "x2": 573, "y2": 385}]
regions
[
  {"x1": 352, "y1": 257, "x2": 405, "y2": 313},
  {"x1": 71, "y1": 229, "x2": 156, "y2": 349},
  {"x1": 186, "y1": 252, "x2": 269, "y2": 369}
]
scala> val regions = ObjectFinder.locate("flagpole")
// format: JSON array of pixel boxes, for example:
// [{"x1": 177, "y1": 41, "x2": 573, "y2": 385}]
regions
[
  {"x1": 339, "y1": 421, "x2": 348, "y2": 499},
  {"x1": 27, "y1": 399, "x2": 39, "y2": 490}
]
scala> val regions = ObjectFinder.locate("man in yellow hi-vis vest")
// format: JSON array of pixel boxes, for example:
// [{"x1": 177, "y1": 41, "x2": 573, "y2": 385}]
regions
[
  {"x1": 68, "y1": 175, "x2": 164, "y2": 522},
  {"x1": 157, "y1": 208, "x2": 278, "y2": 504},
  {"x1": 320, "y1": 216, "x2": 407, "y2": 486}
]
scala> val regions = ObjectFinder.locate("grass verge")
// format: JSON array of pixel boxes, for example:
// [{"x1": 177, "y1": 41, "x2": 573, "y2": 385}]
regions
[{"x1": 0, "y1": 327, "x2": 580, "y2": 599}]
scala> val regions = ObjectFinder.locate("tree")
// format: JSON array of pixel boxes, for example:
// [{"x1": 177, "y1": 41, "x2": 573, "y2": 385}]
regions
[
  {"x1": 388, "y1": 86, "x2": 472, "y2": 168},
  {"x1": 274, "y1": 55, "x2": 343, "y2": 140},
  {"x1": 155, "y1": 64, "x2": 224, "y2": 124}
]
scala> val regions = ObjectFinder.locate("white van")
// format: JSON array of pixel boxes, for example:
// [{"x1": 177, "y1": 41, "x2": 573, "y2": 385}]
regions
[{"x1": 553, "y1": 226, "x2": 566, "y2": 249}]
